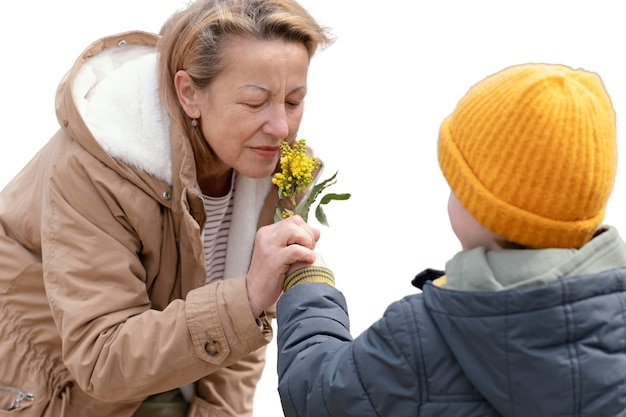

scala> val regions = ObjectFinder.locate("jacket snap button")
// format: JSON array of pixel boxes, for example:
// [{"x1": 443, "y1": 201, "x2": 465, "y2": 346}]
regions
[
  {"x1": 204, "y1": 339, "x2": 219, "y2": 356},
  {"x1": 162, "y1": 191, "x2": 171, "y2": 200}
]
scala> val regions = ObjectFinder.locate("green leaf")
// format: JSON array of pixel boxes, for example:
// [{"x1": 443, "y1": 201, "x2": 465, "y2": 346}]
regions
[
  {"x1": 297, "y1": 172, "x2": 338, "y2": 212},
  {"x1": 290, "y1": 171, "x2": 350, "y2": 226},
  {"x1": 319, "y1": 192, "x2": 351, "y2": 204},
  {"x1": 299, "y1": 206, "x2": 309, "y2": 222},
  {"x1": 315, "y1": 204, "x2": 329, "y2": 226},
  {"x1": 274, "y1": 207, "x2": 283, "y2": 223},
  {"x1": 314, "y1": 192, "x2": 351, "y2": 226},
  {"x1": 295, "y1": 171, "x2": 335, "y2": 219}
]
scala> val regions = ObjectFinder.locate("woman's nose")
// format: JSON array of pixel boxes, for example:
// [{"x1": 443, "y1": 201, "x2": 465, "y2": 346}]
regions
[{"x1": 263, "y1": 105, "x2": 290, "y2": 138}]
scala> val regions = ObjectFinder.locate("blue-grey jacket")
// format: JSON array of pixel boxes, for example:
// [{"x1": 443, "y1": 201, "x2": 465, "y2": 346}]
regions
[{"x1": 277, "y1": 227, "x2": 626, "y2": 416}]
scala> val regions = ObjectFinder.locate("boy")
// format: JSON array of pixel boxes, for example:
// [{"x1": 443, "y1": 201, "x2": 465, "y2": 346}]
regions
[{"x1": 275, "y1": 63, "x2": 626, "y2": 416}]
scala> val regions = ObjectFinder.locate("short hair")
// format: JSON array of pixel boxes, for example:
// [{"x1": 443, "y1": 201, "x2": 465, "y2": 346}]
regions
[{"x1": 158, "y1": 0, "x2": 333, "y2": 179}]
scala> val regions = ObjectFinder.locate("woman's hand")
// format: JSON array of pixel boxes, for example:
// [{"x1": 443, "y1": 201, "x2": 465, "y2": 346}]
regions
[
  {"x1": 286, "y1": 252, "x2": 327, "y2": 276},
  {"x1": 246, "y1": 216, "x2": 320, "y2": 317}
]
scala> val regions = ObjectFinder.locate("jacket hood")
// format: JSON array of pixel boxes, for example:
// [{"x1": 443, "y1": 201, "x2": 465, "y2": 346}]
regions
[
  {"x1": 53, "y1": 32, "x2": 278, "y2": 284},
  {"x1": 445, "y1": 226, "x2": 626, "y2": 291},
  {"x1": 55, "y1": 31, "x2": 173, "y2": 185},
  {"x1": 425, "y1": 227, "x2": 626, "y2": 416}
]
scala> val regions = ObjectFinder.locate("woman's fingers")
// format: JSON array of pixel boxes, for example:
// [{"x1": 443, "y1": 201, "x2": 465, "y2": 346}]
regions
[
  {"x1": 246, "y1": 216, "x2": 320, "y2": 316},
  {"x1": 279, "y1": 216, "x2": 319, "y2": 249}
]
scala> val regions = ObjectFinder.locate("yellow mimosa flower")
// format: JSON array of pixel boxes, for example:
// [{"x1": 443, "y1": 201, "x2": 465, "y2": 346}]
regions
[{"x1": 272, "y1": 139, "x2": 350, "y2": 225}]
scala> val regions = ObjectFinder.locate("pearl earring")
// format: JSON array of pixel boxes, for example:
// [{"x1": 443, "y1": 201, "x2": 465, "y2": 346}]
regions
[{"x1": 191, "y1": 118, "x2": 198, "y2": 127}]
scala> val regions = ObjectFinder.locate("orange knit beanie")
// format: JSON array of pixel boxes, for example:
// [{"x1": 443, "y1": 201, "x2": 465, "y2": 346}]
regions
[{"x1": 438, "y1": 63, "x2": 617, "y2": 249}]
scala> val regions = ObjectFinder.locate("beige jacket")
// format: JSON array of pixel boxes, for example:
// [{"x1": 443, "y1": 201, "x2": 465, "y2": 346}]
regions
[{"x1": 0, "y1": 31, "x2": 279, "y2": 416}]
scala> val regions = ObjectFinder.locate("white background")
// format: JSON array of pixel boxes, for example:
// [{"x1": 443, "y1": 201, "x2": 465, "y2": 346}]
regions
[{"x1": 2, "y1": 1, "x2": 625, "y2": 415}]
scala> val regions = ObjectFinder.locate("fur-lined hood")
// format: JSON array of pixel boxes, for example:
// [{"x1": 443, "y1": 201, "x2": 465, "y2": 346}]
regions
[
  {"x1": 67, "y1": 32, "x2": 172, "y2": 184},
  {"x1": 53, "y1": 31, "x2": 275, "y2": 280}
]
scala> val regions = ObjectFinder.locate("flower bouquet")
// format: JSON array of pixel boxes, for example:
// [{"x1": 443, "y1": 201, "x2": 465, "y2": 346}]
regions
[{"x1": 272, "y1": 139, "x2": 350, "y2": 226}]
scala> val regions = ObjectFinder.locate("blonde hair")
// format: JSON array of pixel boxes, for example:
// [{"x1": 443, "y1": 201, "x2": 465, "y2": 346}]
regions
[{"x1": 158, "y1": 0, "x2": 333, "y2": 179}]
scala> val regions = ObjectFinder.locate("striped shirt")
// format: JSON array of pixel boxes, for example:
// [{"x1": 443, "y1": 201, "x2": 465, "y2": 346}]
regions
[{"x1": 202, "y1": 175, "x2": 235, "y2": 285}]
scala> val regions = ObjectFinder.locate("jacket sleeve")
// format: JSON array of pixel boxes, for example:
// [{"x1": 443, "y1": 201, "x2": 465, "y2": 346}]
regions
[
  {"x1": 277, "y1": 281, "x2": 420, "y2": 417},
  {"x1": 41, "y1": 150, "x2": 271, "y2": 402},
  {"x1": 189, "y1": 345, "x2": 267, "y2": 417}
]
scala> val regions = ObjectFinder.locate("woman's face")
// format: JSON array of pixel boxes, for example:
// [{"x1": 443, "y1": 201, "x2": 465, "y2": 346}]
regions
[{"x1": 183, "y1": 36, "x2": 310, "y2": 179}]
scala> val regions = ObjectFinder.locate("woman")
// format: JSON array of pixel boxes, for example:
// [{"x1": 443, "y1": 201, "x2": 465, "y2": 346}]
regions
[{"x1": 0, "y1": 0, "x2": 330, "y2": 415}]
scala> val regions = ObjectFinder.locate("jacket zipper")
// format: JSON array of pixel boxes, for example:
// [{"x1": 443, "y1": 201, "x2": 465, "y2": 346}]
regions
[{"x1": 0, "y1": 385, "x2": 35, "y2": 410}]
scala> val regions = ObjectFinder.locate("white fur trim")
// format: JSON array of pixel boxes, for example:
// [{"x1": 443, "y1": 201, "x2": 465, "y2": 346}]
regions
[
  {"x1": 73, "y1": 45, "x2": 172, "y2": 184},
  {"x1": 73, "y1": 45, "x2": 274, "y2": 278},
  {"x1": 223, "y1": 174, "x2": 273, "y2": 279}
]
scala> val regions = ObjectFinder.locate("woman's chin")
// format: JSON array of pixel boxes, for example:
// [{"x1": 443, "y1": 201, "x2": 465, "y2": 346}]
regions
[{"x1": 236, "y1": 164, "x2": 276, "y2": 179}]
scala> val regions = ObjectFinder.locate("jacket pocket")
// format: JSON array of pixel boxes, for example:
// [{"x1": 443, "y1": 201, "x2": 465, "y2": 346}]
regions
[{"x1": 0, "y1": 385, "x2": 34, "y2": 412}]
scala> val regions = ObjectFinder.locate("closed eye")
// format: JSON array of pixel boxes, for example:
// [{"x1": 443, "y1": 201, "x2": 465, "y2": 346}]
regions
[{"x1": 244, "y1": 102, "x2": 265, "y2": 110}]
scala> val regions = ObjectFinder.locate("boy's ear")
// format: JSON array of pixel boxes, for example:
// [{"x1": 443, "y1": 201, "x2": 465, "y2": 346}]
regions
[{"x1": 174, "y1": 70, "x2": 200, "y2": 118}]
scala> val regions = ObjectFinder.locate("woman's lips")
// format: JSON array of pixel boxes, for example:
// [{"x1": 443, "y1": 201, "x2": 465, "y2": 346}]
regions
[{"x1": 251, "y1": 146, "x2": 280, "y2": 157}]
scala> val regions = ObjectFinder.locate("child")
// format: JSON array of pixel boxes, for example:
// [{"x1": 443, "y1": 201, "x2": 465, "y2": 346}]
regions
[{"x1": 275, "y1": 63, "x2": 626, "y2": 416}]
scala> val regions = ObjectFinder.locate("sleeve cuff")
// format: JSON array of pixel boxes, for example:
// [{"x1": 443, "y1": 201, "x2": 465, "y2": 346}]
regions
[{"x1": 283, "y1": 266, "x2": 335, "y2": 292}]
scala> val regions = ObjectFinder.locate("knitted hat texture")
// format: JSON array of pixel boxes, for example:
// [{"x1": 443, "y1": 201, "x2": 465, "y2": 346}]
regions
[{"x1": 438, "y1": 63, "x2": 616, "y2": 248}]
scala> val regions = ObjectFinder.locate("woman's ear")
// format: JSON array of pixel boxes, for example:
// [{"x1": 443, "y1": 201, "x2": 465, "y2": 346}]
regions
[{"x1": 174, "y1": 70, "x2": 200, "y2": 118}]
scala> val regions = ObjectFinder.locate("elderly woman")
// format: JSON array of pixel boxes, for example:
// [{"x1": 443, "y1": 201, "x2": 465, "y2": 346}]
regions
[{"x1": 0, "y1": 0, "x2": 330, "y2": 416}]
